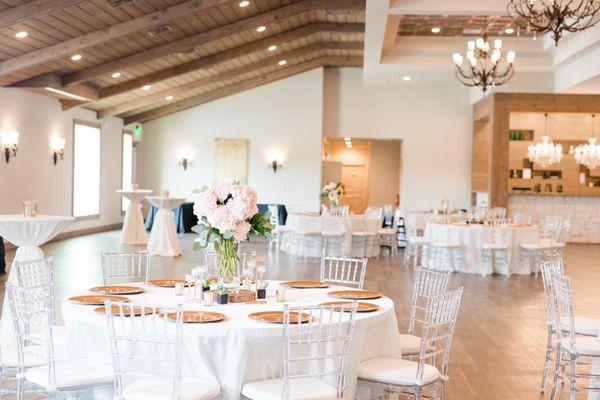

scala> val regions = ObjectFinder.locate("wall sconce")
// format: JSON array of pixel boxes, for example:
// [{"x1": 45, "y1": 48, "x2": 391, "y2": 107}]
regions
[
  {"x1": 267, "y1": 153, "x2": 284, "y2": 173},
  {"x1": 1, "y1": 131, "x2": 19, "y2": 163},
  {"x1": 176, "y1": 146, "x2": 194, "y2": 170},
  {"x1": 50, "y1": 137, "x2": 66, "y2": 165}
]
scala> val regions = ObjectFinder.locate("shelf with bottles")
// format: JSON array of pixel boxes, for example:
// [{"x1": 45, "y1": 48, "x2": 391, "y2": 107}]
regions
[{"x1": 509, "y1": 129, "x2": 534, "y2": 141}]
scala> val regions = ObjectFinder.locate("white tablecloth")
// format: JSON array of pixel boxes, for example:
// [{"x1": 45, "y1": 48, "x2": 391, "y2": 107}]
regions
[
  {"x1": 117, "y1": 190, "x2": 153, "y2": 246},
  {"x1": 408, "y1": 212, "x2": 468, "y2": 231},
  {"x1": 146, "y1": 197, "x2": 186, "y2": 257},
  {"x1": 282, "y1": 213, "x2": 381, "y2": 257},
  {"x1": 424, "y1": 223, "x2": 539, "y2": 275},
  {"x1": 0, "y1": 215, "x2": 74, "y2": 342},
  {"x1": 61, "y1": 281, "x2": 401, "y2": 400}
]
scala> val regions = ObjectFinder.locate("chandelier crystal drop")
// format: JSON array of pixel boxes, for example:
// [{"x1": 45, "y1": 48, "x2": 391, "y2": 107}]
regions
[
  {"x1": 452, "y1": 33, "x2": 516, "y2": 93},
  {"x1": 508, "y1": 0, "x2": 600, "y2": 46},
  {"x1": 528, "y1": 114, "x2": 563, "y2": 168},
  {"x1": 569, "y1": 114, "x2": 600, "y2": 169}
]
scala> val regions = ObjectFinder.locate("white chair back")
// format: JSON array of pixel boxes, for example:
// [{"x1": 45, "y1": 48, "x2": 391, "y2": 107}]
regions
[
  {"x1": 416, "y1": 288, "x2": 463, "y2": 382},
  {"x1": 101, "y1": 251, "x2": 151, "y2": 285},
  {"x1": 320, "y1": 256, "x2": 367, "y2": 289},
  {"x1": 550, "y1": 274, "x2": 578, "y2": 355},
  {"x1": 6, "y1": 283, "x2": 57, "y2": 385},
  {"x1": 540, "y1": 260, "x2": 565, "y2": 326},
  {"x1": 408, "y1": 267, "x2": 450, "y2": 334},
  {"x1": 282, "y1": 303, "x2": 358, "y2": 400},
  {"x1": 105, "y1": 301, "x2": 184, "y2": 400},
  {"x1": 364, "y1": 206, "x2": 383, "y2": 220},
  {"x1": 541, "y1": 216, "x2": 563, "y2": 240},
  {"x1": 14, "y1": 258, "x2": 54, "y2": 289},
  {"x1": 512, "y1": 214, "x2": 532, "y2": 224}
]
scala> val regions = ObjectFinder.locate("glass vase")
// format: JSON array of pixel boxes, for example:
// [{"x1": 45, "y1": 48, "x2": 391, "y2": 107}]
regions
[{"x1": 217, "y1": 239, "x2": 240, "y2": 292}]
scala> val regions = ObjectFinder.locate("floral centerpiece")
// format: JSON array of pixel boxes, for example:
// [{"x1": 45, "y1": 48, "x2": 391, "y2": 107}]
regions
[
  {"x1": 320, "y1": 182, "x2": 345, "y2": 207},
  {"x1": 192, "y1": 183, "x2": 272, "y2": 288}
]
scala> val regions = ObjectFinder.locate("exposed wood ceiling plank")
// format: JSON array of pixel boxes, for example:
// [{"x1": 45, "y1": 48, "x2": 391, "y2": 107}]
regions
[
  {"x1": 98, "y1": 41, "x2": 362, "y2": 118},
  {"x1": 7, "y1": 72, "x2": 98, "y2": 100},
  {"x1": 98, "y1": 22, "x2": 364, "y2": 99},
  {"x1": 0, "y1": 0, "x2": 88, "y2": 29},
  {"x1": 62, "y1": 0, "x2": 364, "y2": 85},
  {"x1": 0, "y1": 0, "x2": 232, "y2": 77},
  {"x1": 123, "y1": 55, "x2": 362, "y2": 124}
]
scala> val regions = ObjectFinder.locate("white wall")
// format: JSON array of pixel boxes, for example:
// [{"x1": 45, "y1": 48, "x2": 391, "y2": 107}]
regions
[
  {"x1": 0, "y1": 88, "x2": 126, "y2": 233},
  {"x1": 323, "y1": 68, "x2": 472, "y2": 210},
  {"x1": 140, "y1": 68, "x2": 325, "y2": 212}
]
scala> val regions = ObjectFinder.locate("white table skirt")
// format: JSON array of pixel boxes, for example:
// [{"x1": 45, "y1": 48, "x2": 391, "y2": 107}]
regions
[
  {"x1": 117, "y1": 190, "x2": 152, "y2": 246},
  {"x1": 146, "y1": 197, "x2": 185, "y2": 257},
  {"x1": 424, "y1": 223, "x2": 539, "y2": 275},
  {"x1": 0, "y1": 215, "x2": 74, "y2": 343},
  {"x1": 61, "y1": 281, "x2": 401, "y2": 400},
  {"x1": 282, "y1": 213, "x2": 381, "y2": 257}
]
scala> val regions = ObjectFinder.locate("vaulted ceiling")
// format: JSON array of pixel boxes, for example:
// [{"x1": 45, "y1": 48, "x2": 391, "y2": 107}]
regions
[{"x1": 0, "y1": 0, "x2": 365, "y2": 123}]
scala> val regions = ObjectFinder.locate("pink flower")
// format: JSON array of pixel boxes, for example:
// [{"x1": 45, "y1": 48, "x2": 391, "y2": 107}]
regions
[{"x1": 232, "y1": 220, "x2": 252, "y2": 241}]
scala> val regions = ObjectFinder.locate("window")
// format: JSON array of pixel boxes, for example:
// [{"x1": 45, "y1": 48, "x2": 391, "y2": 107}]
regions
[
  {"x1": 73, "y1": 122, "x2": 101, "y2": 218},
  {"x1": 121, "y1": 131, "x2": 134, "y2": 212}
]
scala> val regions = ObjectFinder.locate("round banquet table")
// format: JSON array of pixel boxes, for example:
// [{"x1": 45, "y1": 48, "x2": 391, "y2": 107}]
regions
[
  {"x1": 424, "y1": 222, "x2": 539, "y2": 275},
  {"x1": 0, "y1": 214, "x2": 74, "y2": 343},
  {"x1": 61, "y1": 281, "x2": 401, "y2": 400},
  {"x1": 282, "y1": 213, "x2": 381, "y2": 257},
  {"x1": 146, "y1": 196, "x2": 186, "y2": 257},
  {"x1": 407, "y1": 212, "x2": 468, "y2": 231},
  {"x1": 116, "y1": 189, "x2": 153, "y2": 246}
]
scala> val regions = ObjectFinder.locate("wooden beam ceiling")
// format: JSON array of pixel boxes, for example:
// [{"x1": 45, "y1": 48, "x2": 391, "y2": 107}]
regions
[
  {"x1": 98, "y1": 41, "x2": 363, "y2": 118},
  {"x1": 7, "y1": 72, "x2": 98, "y2": 100},
  {"x1": 0, "y1": 0, "x2": 87, "y2": 29},
  {"x1": 123, "y1": 55, "x2": 362, "y2": 124},
  {"x1": 0, "y1": 0, "x2": 233, "y2": 76},
  {"x1": 61, "y1": 0, "x2": 364, "y2": 86}
]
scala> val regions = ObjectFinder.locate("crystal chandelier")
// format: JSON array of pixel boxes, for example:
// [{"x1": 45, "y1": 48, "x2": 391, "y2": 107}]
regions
[
  {"x1": 508, "y1": 0, "x2": 600, "y2": 46},
  {"x1": 569, "y1": 114, "x2": 600, "y2": 169},
  {"x1": 528, "y1": 114, "x2": 563, "y2": 168},
  {"x1": 452, "y1": 33, "x2": 516, "y2": 93}
]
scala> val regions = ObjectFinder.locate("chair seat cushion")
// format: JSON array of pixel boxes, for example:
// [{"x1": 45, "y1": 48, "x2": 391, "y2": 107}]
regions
[
  {"x1": 398, "y1": 334, "x2": 422, "y2": 355},
  {"x1": 573, "y1": 317, "x2": 600, "y2": 336},
  {"x1": 520, "y1": 239, "x2": 558, "y2": 250},
  {"x1": 26, "y1": 358, "x2": 113, "y2": 390},
  {"x1": 241, "y1": 377, "x2": 337, "y2": 400},
  {"x1": 560, "y1": 336, "x2": 600, "y2": 356},
  {"x1": 358, "y1": 358, "x2": 441, "y2": 386},
  {"x1": 123, "y1": 377, "x2": 220, "y2": 400},
  {"x1": 378, "y1": 228, "x2": 396, "y2": 235},
  {"x1": 322, "y1": 231, "x2": 345, "y2": 237},
  {"x1": 353, "y1": 232, "x2": 376, "y2": 237},
  {"x1": 0, "y1": 342, "x2": 65, "y2": 368},
  {"x1": 430, "y1": 242, "x2": 462, "y2": 248},
  {"x1": 481, "y1": 243, "x2": 509, "y2": 250}
]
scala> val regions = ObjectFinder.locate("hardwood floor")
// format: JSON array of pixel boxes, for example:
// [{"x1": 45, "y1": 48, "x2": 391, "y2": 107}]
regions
[{"x1": 1, "y1": 231, "x2": 599, "y2": 399}]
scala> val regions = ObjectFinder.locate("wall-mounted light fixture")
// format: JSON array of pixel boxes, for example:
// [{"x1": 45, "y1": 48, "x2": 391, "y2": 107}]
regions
[
  {"x1": 50, "y1": 137, "x2": 66, "y2": 165},
  {"x1": 267, "y1": 153, "x2": 284, "y2": 173},
  {"x1": 176, "y1": 146, "x2": 194, "y2": 170},
  {"x1": 1, "y1": 131, "x2": 19, "y2": 163}
]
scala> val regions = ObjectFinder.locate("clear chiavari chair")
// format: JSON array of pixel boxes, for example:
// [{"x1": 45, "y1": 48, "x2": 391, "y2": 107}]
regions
[
  {"x1": 364, "y1": 206, "x2": 383, "y2": 220},
  {"x1": 403, "y1": 214, "x2": 431, "y2": 269},
  {"x1": 400, "y1": 267, "x2": 450, "y2": 356},
  {"x1": 241, "y1": 303, "x2": 358, "y2": 400},
  {"x1": 512, "y1": 213, "x2": 532, "y2": 224},
  {"x1": 105, "y1": 301, "x2": 220, "y2": 399},
  {"x1": 549, "y1": 274, "x2": 600, "y2": 400},
  {"x1": 6, "y1": 283, "x2": 113, "y2": 396},
  {"x1": 101, "y1": 251, "x2": 152, "y2": 285},
  {"x1": 320, "y1": 255, "x2": 367, "y2": 289},
  {"x1": 520, "y1": 216, "x2": 565, "y2": 276},
  {"x1": 357, "y1": 288, "x2": 463, "y2": 400}
]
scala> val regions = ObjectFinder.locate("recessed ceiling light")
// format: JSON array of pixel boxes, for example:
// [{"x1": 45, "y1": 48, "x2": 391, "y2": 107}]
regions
[
  {"x1": 112, "y1": 72, "x2": 122, "y2": 78},
  {"x1": 505, "y1": 27, "x2": 515, "y2": 34},
  {"x1": 15, "y1": 31, "x2": 28, "y2": 38},
  {"x1": 403, "y1": 76, "x2": 411, "y2": 81},
  {"x1": 71, "y1": 54, "x2": 82, "y2": 61},
  {"x1": 239, "y1": 1, "x2": 249, "y2": 7},
  {"x1": 256, "y1": 26, "x2": 266, "y2": 32},
  {"x1": 268, "y1": 45, "x2": 277, "y2": 51},
  {"x1": 431, "y1": 27, "x2": 441, "y2": 33},
  {"x1": 278, "y1": 60, "x2": 287, "y2": 66},
  {"x1": 142, "y1": 85, "x2": 151, "y2": 91},
  {"x1": 165, "y1": 95, "x2": 174, "y2": 101}
]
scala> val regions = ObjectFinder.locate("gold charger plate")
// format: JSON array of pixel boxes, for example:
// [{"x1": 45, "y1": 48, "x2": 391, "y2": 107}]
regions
[
  {"x1": 163, "y1": 311, "x2": 226, "y2": 323},
  {"x1": 94, "y1": 305, "x2": 155, "y2": 316},
  {"x1": 280, "y1": 281, "x2": 328, "y2": 289},
  {"x1": 327, "y1": 290, "x2": 382, "y2": 300},
  {"x1": 90, "y1": 286, "x2": 144, "y2": 295},
  {"x1": 319, "y1": 301, "x2": 380, "y2": 313},
  {"x1": 248, "y1": 311, "x2": 311, "y2": 324},
  {"x1": 148, "y1": 279, "x2": 188, "y2": 287},
  {"x1": 69, "y1": 295, "x2": 130, "y2": 305}
]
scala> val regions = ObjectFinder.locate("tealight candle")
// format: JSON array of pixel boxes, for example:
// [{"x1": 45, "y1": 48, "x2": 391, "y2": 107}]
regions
[
  {"x1": 175, "y1": 283, "x2": 184, "y2": 296},
  {"x1": 203, "y1": 292, "x2": 214, "y2": 306},
  {"x1": 276, "y1": 288, "x2": 286, "y2": 302}
]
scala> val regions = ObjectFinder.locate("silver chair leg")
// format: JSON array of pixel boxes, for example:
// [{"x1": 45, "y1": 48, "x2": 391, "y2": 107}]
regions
[{"x1": 541, "y1": 326, "x2": 553, "y2": 393}]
